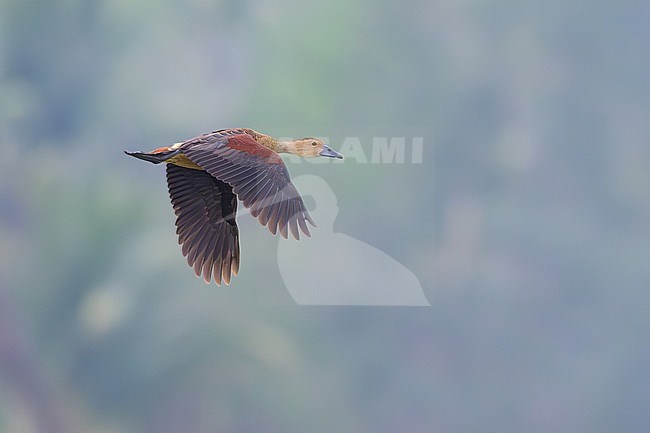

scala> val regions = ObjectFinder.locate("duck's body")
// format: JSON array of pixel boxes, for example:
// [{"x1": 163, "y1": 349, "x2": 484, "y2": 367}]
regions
[{"x1": 125, "y1": 128, "x2": 342, "y2": 285}]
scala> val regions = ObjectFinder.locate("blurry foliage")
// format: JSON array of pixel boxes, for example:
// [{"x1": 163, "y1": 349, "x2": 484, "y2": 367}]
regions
[{"x1": 1, "y1": 0, "x2": 650, "y2": 432}]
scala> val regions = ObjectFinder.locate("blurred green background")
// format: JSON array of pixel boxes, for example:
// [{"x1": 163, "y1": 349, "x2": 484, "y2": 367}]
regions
[{"x1": 1, "y1": 0, "x2": 649, "y2": 432}]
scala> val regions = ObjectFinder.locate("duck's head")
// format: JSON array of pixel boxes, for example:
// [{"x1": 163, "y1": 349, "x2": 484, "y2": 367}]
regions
[{"x1": 286, "y1": 138, "x2": 343, "y2": 159}]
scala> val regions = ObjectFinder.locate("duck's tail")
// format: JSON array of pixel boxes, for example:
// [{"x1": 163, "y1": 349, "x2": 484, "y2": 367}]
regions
[{"x1": 124, "y1": 147, "x2": 180, "y2": 164}]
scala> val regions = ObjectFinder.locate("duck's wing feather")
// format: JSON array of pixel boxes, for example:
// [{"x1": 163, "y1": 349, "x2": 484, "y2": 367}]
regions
[
  {"x1": 166, "y1": 164, "x2": 240, "y2": 285},
  {"x1": 179, "y1": 130, "x2": 315, "y2": 240}
]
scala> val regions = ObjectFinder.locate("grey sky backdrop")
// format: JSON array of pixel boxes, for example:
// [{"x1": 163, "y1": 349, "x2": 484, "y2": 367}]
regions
[{"x1": 1, "y1": 1, "x2": 649, "y2": 432}]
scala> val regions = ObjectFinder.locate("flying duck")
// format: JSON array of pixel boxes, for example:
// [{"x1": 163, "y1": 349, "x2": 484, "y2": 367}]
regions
[{"x1": 125, "y1": 128, "x2": 343, "y2": 285}]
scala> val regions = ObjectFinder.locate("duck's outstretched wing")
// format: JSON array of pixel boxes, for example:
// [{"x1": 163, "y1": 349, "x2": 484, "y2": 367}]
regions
[
  {"x1": 179, "y1": 130, "x2": 315, "y2": 240},
  {"x1": 166, "y1": 164, "x2": 240, "y2": 285}
]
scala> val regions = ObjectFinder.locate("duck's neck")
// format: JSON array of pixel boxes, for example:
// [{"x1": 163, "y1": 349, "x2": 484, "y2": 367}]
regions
[{"x1": 244, "y1": 128, "x2": 290, "y2": 153}]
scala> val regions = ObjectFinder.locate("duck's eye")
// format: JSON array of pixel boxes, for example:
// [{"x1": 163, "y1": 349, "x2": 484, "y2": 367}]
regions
[{"x1": 311, "y1": 142, "x2": 318, "y2": 147}]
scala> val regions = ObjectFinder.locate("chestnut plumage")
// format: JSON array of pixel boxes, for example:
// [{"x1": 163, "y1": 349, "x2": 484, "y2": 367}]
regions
[{"x1": 125, "y1": 128, "x2": 342, "y2": 285}]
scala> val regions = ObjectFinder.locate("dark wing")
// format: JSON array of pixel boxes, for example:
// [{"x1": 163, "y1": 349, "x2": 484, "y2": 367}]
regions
[
  {"x1": 166, "y1": 164, "x2": 240, "y2": 285},
  {"x1": 179, "y1": 131, "x2": 316, "y2": 240}
]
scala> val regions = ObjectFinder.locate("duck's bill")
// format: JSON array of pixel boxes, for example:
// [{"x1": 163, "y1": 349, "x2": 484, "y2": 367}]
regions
[{"x1": 319, "y1": 145, "x2": 343, "y2": 159}]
